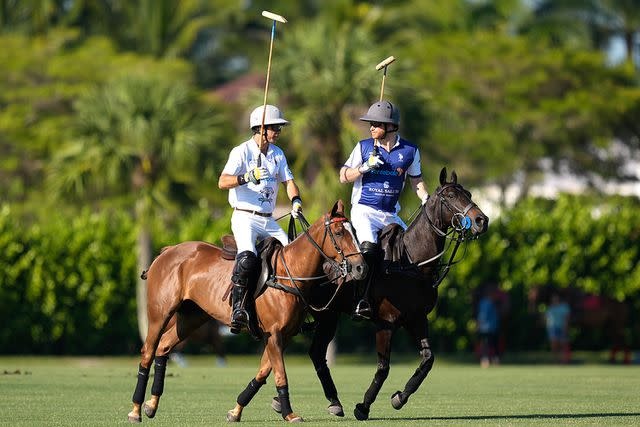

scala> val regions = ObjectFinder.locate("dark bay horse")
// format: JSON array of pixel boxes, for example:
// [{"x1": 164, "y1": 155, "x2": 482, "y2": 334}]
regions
[
  {"x1": 289, "y1": 168, "x2": 488, "y2": 420},
  {"x1": 528, "y1": 284, "x2": 631, "y2": 363},
  {"x1": 127, "y1": 200, "x2": 366, "y2": 423}
]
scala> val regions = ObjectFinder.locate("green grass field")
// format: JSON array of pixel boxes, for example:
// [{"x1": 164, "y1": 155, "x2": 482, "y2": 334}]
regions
[{"x1": 1, "y1": 355, "x2": 639, "y2": 426}]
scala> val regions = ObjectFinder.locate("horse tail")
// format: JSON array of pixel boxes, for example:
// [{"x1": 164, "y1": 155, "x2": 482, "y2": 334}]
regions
[{"x1": 140, "y1": 246, "x2": 175, "y2": 280}]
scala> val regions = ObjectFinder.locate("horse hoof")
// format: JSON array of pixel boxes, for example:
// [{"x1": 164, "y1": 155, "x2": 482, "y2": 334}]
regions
[
  {"x1": 353, "y1": 403, "x2": 369, "y2": 421},
  {"x1": 142, "y1": 402, "x2": 156, "y2": 418},
  {"x1": 327, "y1": 403, "x2": 344, "y2": 417},
  {"x1": 391, "y1": 391, "x2": 406, "y2": 410},
  {"x1": 127, "y1": 411, "x2": 142, "y2": 423},
  {"x1": 271, "y1": 396, "x2": 281, "y2": 413},
  {"x1": 226, "y1": 410, "x2": 241, "y2": 422},
  {"x1": 285, "y1": 413, "x2": 304, "y2": 422}
]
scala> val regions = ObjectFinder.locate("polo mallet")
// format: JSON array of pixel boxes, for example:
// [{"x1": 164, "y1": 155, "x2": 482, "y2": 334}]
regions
[
  {"x1": 376, "y1": 55, "x2": 396, "y2": 101},
  {"x1": 372, "y1": 56, "x2": 396, "y2": 155},
  {"x1": 257, "y1": 10, "x2": 287, "y2": 164}
]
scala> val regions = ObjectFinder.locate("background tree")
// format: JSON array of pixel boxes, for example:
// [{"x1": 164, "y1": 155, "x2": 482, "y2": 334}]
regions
[
  {"x1": 267, "y1": 18, "x2": 380, "y2": 209},
  {"x1": 524, "y1": 0, "x2": 640, "y2": 68},
  {"x1": 48, "y1": 73, "x2": 234, "y2": 340}
]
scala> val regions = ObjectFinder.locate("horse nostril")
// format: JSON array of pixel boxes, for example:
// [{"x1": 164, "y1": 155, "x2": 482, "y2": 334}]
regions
[
  {"x1": 356, "y1": 263, "x2": 367, "y2": 277},
  {"x1": 476, "y1": 216, "x2": 488, "y2": 230}
]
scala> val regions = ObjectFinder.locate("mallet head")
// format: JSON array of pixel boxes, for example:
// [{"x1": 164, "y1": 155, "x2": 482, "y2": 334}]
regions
[
  {"x1": 376, "y1": 56, "x2": 396, "y2": 70},
  {"x1": 262, "y1": 10, "x2": 287, "y2": 23}
]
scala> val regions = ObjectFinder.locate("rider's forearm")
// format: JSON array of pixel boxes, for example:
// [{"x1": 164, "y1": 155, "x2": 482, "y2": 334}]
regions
[
  {"x1": 339, "y1": 167, "x2": 362, "y2": 184},
  {"x1": 218, "y1": 173, "x2": 241, "y2": 189}
]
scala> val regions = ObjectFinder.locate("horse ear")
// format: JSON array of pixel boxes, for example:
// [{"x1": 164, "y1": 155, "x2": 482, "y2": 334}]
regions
[
  {"x1": 439, "y1": 167, "x2": 447, "y2": 185},
  {"x1": 451, "y1": 170, "x2": 457, "y2": 184},
  {"x1": 332, "y1": 200, "x2": 344, "y2": 216}
]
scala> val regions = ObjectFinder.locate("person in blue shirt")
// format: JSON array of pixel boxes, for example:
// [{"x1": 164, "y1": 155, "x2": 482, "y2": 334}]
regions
[
  {"x1": 545, "y1": 292, "x2": 571, "y2": 363},
  {"x1": 477, "y1": 289, "x2": 500, "y2": 367},
  {"x1": 340, "y1": 101, "x2": 429, "y2": 319}
]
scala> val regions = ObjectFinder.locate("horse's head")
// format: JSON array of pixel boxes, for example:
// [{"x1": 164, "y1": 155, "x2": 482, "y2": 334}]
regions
[
  {"x1": 316, "y1": 200, "x2": 367, "y2": 283},
  {"x1": 426, "y1": 167, "x2": 489, "y2": 237}
]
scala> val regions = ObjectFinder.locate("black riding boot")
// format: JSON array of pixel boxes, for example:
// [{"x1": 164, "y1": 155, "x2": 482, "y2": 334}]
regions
[
  {"x1": 230, "y1": 250, "x2": 259, "y2": 334},
  {"x1": 353, "y1": 241, "x2": 379, "y2": 320}
]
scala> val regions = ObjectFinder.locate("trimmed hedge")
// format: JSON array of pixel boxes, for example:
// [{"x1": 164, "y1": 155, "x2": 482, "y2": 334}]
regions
[{"x1": 2, "y1": 194, "x2": 639, "y2": 354}]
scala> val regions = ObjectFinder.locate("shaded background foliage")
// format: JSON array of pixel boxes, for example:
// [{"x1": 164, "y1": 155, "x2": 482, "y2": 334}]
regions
[
  {"x1": 2, "y1": 194, "x2": 638, "y2": 354},
  {"x1": 1, "y1": 0, "x2": 639, "y2": 354}
]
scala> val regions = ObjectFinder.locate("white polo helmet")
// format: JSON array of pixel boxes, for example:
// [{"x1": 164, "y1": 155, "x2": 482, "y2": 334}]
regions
[{"x1": 249, "y1": 104, "x2": 289, "y2": 129}]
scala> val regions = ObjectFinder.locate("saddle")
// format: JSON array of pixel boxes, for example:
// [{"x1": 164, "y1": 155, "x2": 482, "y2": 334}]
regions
[
  {"x1": 378, "y1": 224, "x2": 421, "y2": 277},
  {"x1": 221, "y1": 234, "x2": 283, "y2": 300}
]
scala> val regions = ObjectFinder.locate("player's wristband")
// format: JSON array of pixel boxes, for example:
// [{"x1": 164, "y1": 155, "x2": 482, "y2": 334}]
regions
[
  {"x1": 291, "y1": 196, "x2": 302, "y2": 205},
  {"x1": 237, "y1": 175, "x2": 248, "y2": 186}
]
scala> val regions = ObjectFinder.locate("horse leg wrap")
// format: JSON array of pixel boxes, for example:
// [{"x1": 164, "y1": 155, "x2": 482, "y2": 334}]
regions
[
  {"x1": 404, "y1": 340, "x2": 434, "y2": 396},
  {"x1": 276, "y1": 385, "x2": 293, "y2": 418},
  {"x1": 316, "y1": 365, "x2": 339, "y2": 402},
  {"x1": 363, "y1": 362, "x2": 390, "y2": 407},
  {"x1": 237, "y1": 378, "x2": 266, "y2": 407},
  {"x1": 150, "y1": 355, "x2": 169, "y2": 396},
  {"x1": 132, "y1": 364, "x2": 150, "y2": 405}
]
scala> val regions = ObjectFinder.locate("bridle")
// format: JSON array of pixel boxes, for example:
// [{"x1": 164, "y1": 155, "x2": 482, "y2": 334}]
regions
[
  {"x1": 405, "y1": 183, "x2": 479, "y2": 287},
  {"x1": 266, "y1": 212, "x2": 361, "y2": 311},
  {"x1": 427, "y1": 183, "x2": 477, "y2": 236}
]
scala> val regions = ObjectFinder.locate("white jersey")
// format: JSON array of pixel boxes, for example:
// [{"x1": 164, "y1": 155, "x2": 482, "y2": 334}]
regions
[{"x1": 222, "y1": 138, "x2": 294, "y2": 214}]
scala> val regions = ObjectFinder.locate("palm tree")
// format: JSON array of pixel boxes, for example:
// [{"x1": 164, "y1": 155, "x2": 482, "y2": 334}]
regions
[
  {"x1": 48, "y1": 74, "x2": 233, "y2": 341},
  {"x1": 265, "y1": 18, "x2": 379, "y2": 206}
]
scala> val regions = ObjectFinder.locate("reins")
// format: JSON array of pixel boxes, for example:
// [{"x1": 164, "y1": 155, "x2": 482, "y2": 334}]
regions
[{"x1": 266, "y1": 212, "x2": 356, "y2": 312}]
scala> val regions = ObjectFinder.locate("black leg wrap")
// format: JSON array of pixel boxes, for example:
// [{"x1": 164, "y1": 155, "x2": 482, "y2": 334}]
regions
[
  {"x1": 132, "y1": 364, "x2": 150, "y2": 405},
  {"x1": 316, "y1": 365, "x2": 339, "y2": 402},
  {"x1": 404, "y1": 346, "x2": 434, "y2": 395},
  {"x1": 150, "y1": 355, "x2": 169, "y2": 396},
  {"x1": 363, "y1": 363, "x2": 390, "y2": 406},
  {"x1": 276, "y1": 385, "x2": 293, "y2": 418},
  {"x1": 237, "y1": 378, "x2": 266, "y2": 407}
]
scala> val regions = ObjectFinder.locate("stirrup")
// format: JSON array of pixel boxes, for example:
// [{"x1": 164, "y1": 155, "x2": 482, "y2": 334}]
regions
[
  {"x1": 353, "y1": 300, "x2": 372, "y2": 320},
  {"x1": 230, "y1": 309, "x2": 249, "y2": 334}
]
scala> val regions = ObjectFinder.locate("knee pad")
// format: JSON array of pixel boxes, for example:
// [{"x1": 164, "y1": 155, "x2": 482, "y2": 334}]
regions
[
  {"x1": 360, "y1": 241, "x2": 379, "y2": 256},
  {"x1": 360, "y1": 241, "x2": 380, "y2": 266},
  {"x1": 232, "y1": 251, "x2": 259, "y2": 285}
]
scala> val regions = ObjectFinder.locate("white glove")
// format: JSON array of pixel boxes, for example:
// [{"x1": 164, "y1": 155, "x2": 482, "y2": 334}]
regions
[
  {"x1": 243, "y1": 166, "x2": 268, "y2": 185},
  {"x1": 421, "y1": 193, "x2": 430, "y2": 205},
  {"x1": 358, "y1": 152, "x2": 383, "y2": 174},
  {"x1": 291, "y1": 197, "x2": 303, "y2": 219}
]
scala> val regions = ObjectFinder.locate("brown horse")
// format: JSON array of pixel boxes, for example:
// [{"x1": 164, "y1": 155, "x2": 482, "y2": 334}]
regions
[
  {"x1": 270, "y1": 167, "x2": 489, "y2": 420},
  {"x1": 528, "y1": 284, "x2": 631, "y2": 363},
  {"x1": 127, "y1": 200, "x2": 366, "y2": 423}
]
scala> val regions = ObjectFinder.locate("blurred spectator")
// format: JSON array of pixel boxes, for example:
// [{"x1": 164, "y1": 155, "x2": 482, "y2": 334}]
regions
[
  {"x1": 545, "y1": 293, "x2": 571, "y2": 364},
  {"x1": 477, "y1": 287, "x2": 500, "y2": 368}
]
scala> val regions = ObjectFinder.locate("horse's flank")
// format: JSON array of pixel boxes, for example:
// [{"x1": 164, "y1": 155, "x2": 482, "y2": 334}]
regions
[{"x1": 146, "y1": 241, "x2": 232, "y2": 323}]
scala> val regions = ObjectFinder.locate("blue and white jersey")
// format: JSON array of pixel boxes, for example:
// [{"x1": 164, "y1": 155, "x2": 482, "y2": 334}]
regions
[
  {"x1": 344, "y1": 135, "x2": 421, "y2": 213},
  {"x1": 222, "y1": 138, "x2": 294, "y2": 213}
]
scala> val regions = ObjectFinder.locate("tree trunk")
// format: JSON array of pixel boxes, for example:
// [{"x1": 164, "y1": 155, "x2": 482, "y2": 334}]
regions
[{"x1": 136, "y1": 226, "x2": 152, "y2": 343}]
